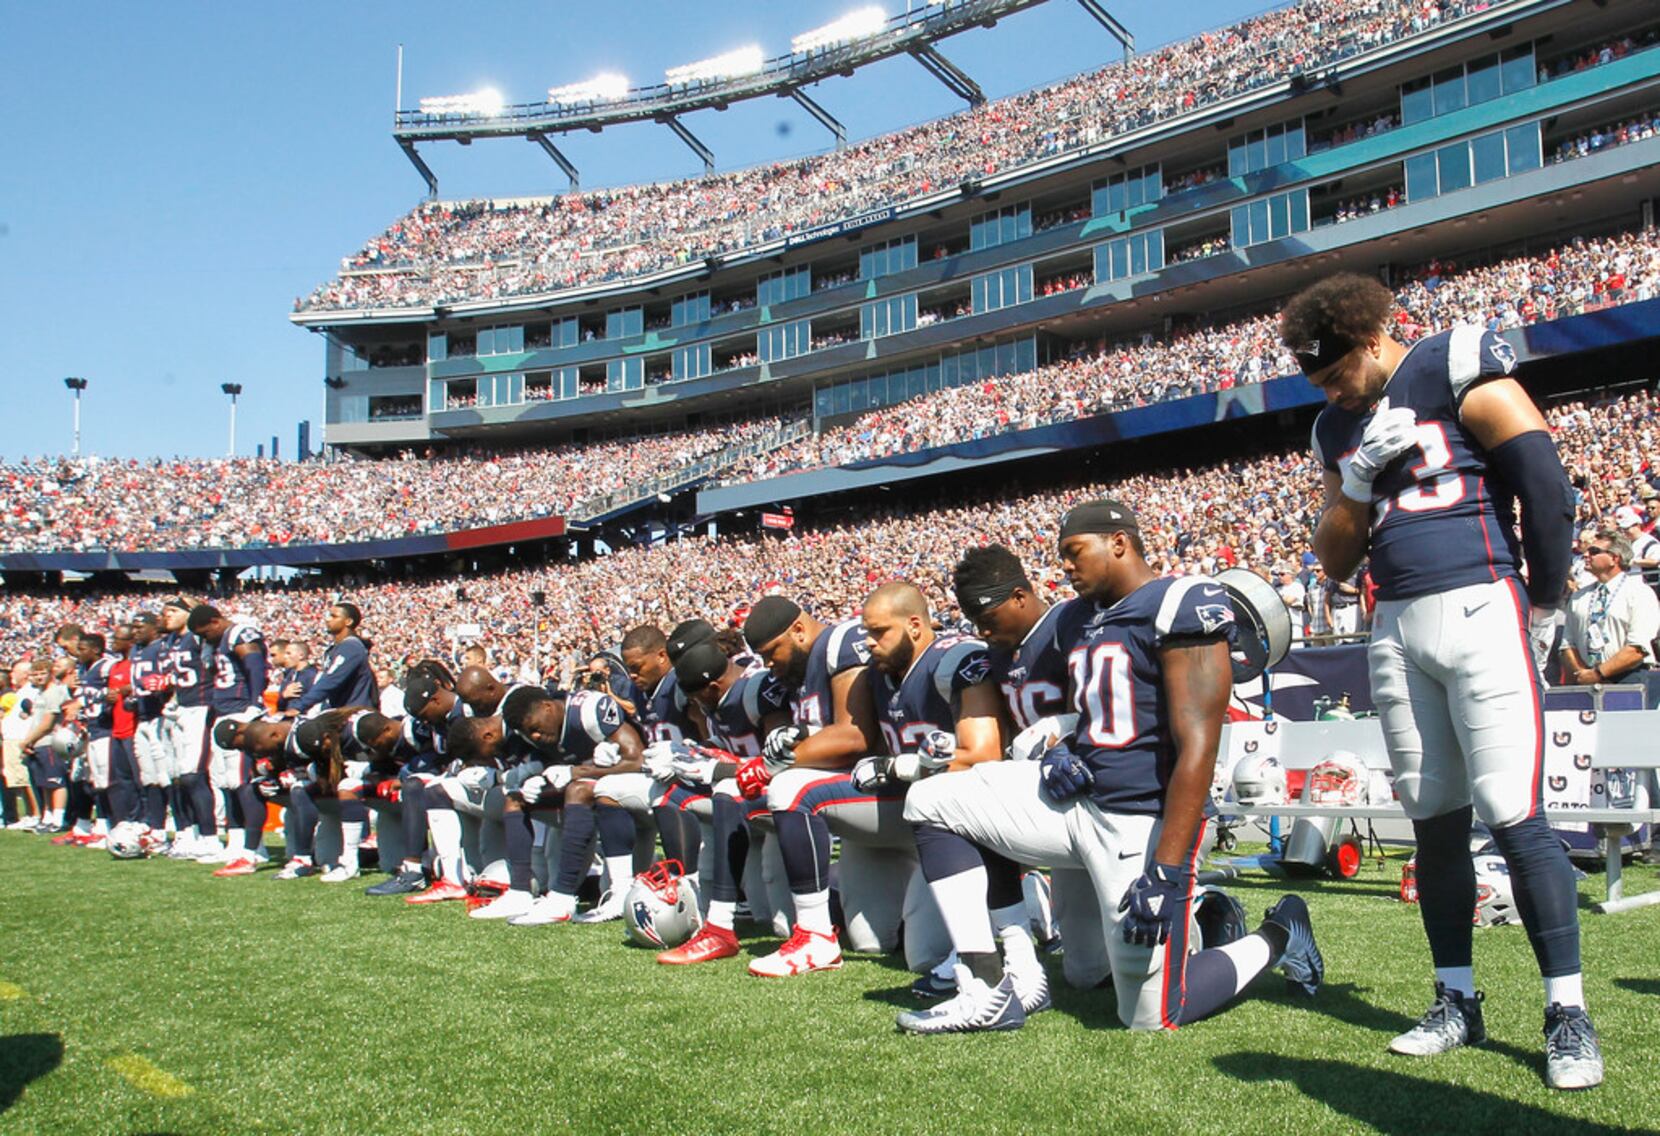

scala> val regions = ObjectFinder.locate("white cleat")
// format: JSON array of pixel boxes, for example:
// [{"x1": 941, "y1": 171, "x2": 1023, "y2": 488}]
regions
[
  {"x1": 508, "y1": 893, "x2": 576, "y2": 926},
  {"x1": 748, "y1": 927, "x2": 843, "y2": 978},
  {"x1": 7, "y1": 816, "x2": 40, "y2": 831},
  {"x1": 274, "y1": 858, "x2": 318, "y2": 880},
  {"x1": 470, "y1": 889, "x2": 535, "y2": 921},
  {"x1": 319, "y1": 864, "x2": 361, "y2": 884},
  {"x1": 896, "y1": 966, "x2": 1025, "y2": 1034},
  {"x1": 573, "y1": 888, "x2": 628, "y2": 924}
]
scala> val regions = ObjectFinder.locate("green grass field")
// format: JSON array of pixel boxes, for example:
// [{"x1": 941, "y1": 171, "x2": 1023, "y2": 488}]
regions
[{"x1": 3, "y1": 833, "x2": 1659, "y2": 1135}]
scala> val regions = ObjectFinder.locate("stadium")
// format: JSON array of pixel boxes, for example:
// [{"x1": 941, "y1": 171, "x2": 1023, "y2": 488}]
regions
[{"x1": 6, "y1": 0, "x2": 1660, "y2": 1131}]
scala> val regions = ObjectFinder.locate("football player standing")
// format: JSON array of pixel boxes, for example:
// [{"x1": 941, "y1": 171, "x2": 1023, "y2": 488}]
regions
[{"x1": 1283, "y1": 273, "x2": 1598, "y2": 1089}]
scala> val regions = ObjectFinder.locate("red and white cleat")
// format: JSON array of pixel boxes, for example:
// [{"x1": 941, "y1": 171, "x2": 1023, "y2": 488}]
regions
[
  {"x1": 404, "y1": 879, "x2": 469, "y2": 905},
  {"x1": 748, "y1": 927, "x2": 842, "y2": 978},
  {"x1": 658, "y1": 924, "x2": 741, "y2": 966},
  {"x1": 213, "y1": 858, "x2": 259, "y2": 878}
]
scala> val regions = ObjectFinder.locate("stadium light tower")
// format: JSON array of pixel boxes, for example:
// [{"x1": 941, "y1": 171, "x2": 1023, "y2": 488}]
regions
[
  {"x1": 221, "y1": 383, "x2": 243, "y2": 457},
  {"x1": 64, "y1": 377, "x2": 88, "y2": 457}
]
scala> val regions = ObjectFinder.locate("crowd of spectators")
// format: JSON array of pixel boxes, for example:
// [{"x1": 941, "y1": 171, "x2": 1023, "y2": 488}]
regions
[
  {"x1": 0, "y1": 417, "x2": 800, "y2": 554},
  {"x1": 1322, "y1": 185, "x2": 1403, "y2": 225},
  {"x1": 13, "y1": 226, "x2": 1660, "y2": 557},
  {"x1": 731, "y1": 225, "x2": 1660, "y2": 480},
  {"x1": 298, "y1": 1, "x2": 1508, "y2": 313},
  {"x1": 4, "y1": 380, "x2": 1653, "y2": 678},
  {"x1": 1549, "y1": 111, "x2": 1660, "y2": 165}
]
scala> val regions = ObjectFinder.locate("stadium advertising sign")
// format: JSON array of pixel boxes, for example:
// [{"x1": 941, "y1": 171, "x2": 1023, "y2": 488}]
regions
[
  {"x1": 761, "y1": 512, "x2": 795, "y2": 530},
  {"x1": 784, "y1": 207, "x2": 895, "y2": 250}
]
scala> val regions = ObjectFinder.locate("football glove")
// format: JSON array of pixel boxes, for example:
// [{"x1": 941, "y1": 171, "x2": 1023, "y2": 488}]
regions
[
  {"x1": 916, "y1": 730, "x2": 956, "y2": 770},
  {"x1": 455, "y1": 765, "x2": 495, "y2": 792},
  {"x1": 374, "y1": 780, "x2": 402, "y2": 803},
  {"x1": 1118, "y1": 861, "x2": 1192, "y2": 948},
  {"x1": 762, "y1": 724, "x2": 806, "y2": 772},
  {"x1": 850, "y1": 756, "x2": 896, "y2": 792},
  {"x1": 643, "y1": 748, "x2": 679, "y2": 781},
  {"x1": 1039, "y1": 746, "x2": 1091, "y2": 803},
  {"x1": 671, "y1": 756, "x2": 721, "y2": 787},
  {"x1": 592, "y1": 741, "x2": 623, "y2": 768},
  {"x1": 1007, "y1": 714, "x2": 1079, "y2": 762},
  {"x1": 524, "y1": 764, "x2": 575, "y2": 804},
  {"x1": 1341, "y1": 396, "x2": 1419, "y2": 503},
  {"x1": 735, "y1": 757, "x2": 773, "y2": 800},
  {"x1": 1528, "y1": 606, "x2": 1559, "y2": 676}
]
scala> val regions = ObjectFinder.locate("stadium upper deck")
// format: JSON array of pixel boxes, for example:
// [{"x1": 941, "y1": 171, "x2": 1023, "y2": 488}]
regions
[{"x1": 297, "y1": 0, "x2": 1660, "y2": 465}]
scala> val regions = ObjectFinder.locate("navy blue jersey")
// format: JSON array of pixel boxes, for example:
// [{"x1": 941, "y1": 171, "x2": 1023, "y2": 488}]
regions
[
  {"x1": 873, "y1": 635, "x2": 991, "y2": 755},
  {"x1": 555, "y1": 689, "x2": 624, "y2": 763},
  {"x1": 162, "y1": 630, "x2": 212, "y2": 709},
  {"x1": 709, "y1": 664, "x2": 791, "y2": 756},
  {"x1": 78, "y1": 655, "x2": 118, "y2": 740},
  {"x1": 131, "y1": 639, "x2": 169, "y2": 723},
  {"x1": 989, "y1": 599, "x2": 1074, "y2": 731},
  {"x1": 403, "y1": 693, "x2": 469, "y2": 759},
  {"x1": 208, "y1": 621, "x2": 266, "y2": 713},
  {"x1": 298, "y1": 637, "x2": 375, "y2": 712},
  {"x1": 277, "y1": 665, "x2": 319, "y2": 713},
  {"x1": 1057, "y1": 577, "x2": 1236, "y2": 815},
  {"x1": 637, "y1": 671, "x2": 699, "y2": 744},
  {"x1": 791, "y1": 618, "x2": 871, "y2": 732},
  {"x1": 1312, "y1": 326, "x2": 1523, "y2": 601}
]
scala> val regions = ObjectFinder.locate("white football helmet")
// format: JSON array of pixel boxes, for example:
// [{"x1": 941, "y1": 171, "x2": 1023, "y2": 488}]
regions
[
  {"x1": 107, "y1": 823, "x2": 146, "y2": 860},
  {"x1": 624, "y1": 860, "x2": 703, "y2": 949},
  {"x1": 49, "y1": 725, "x2": 87, "y2": 760},
  {"x1": 1473, "y1": 853, "x2": 1516, "y2": 927},
  {"x1": 1232, "y1": 754, "x2": 1288, "y2": 806},
  {"x1": 1306, "y1": 751, "x2": 1369, "y2": 806}
]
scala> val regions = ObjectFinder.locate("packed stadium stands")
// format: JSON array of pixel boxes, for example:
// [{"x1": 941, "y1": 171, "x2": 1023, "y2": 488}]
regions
[
  {"x1": 296, "y1": 0, "x2": 1515, "y2": 313},
  {"x1": 0, "y1": 415, "x2": 800, "y2": 553},
  {"x1": 12, "y1": 223, "x2": 1659, "y2": 557},
  {"x1": 2, "y1": 385, "x2": 1650, "y2": 675}
]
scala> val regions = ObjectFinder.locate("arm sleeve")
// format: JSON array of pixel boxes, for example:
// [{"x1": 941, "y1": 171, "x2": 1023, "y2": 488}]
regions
[
  {"x1": 242, "y1": 647, "x2": 268, "y2": 705},
  {"x1": 1486, "y1": 429, "x2": 1575, "y2": 608}
]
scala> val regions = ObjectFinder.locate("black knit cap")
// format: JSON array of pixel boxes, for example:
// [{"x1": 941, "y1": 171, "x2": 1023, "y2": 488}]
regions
[
  {"x1": 1058, "y1": 498, "x2": 1141, "y2": 541},
  {"x1": 742, "y1": 596, "x2": 802, "y2": 650},
  {"x1": 667, "y1": 619, "x2": 717, "y2": 663},
  {"x1": 674, "y1": 641, "x2": 729, "y2": 693}
]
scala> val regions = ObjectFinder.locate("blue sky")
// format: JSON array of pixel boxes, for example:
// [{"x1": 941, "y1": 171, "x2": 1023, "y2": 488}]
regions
[{"x1": 0, "y1": 0, "x2": 1272, "y2": 460}]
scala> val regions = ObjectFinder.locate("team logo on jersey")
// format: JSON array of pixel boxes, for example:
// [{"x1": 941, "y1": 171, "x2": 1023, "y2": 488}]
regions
[
  {"x1": 1195, "y1": 603, "x2": 1236, "y2": 635},
  {"x1": 1552, "y1": 731, "x2": 1571, "y2": 748},
  {"x1": 599, "y1": 699, "x2": 621, "y2": 729},
  {"x1": 851, "y1": 639, "x2": 872, "y2": 662},
  {"x1": 957, "y1": 656, "x2": 992, "y2": 688},
  {"x1": 1487, "y1": 338, "x2": 1517, "y2": 374},
  {"x1": 1005, "y1": 664, "x2": 1027, "y2": 683}
]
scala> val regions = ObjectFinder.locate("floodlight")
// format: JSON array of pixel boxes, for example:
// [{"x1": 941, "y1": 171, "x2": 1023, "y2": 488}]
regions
[
  {"x1": 547, "y1": 72, "x2": 631, "y2": 104},
  {"x1": 417, "y1": 88, "x2": 506, "y2": 116},
  {"x1": 791, "y1": 7, "x2": 887, "y2": 53},
  {"x1": 664, "y1": 46, "x2": 764, "y2": 86}
]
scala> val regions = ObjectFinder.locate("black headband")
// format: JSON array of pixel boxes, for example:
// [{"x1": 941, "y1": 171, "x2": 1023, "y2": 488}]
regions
[
  {"x1": 956, "y1": 578, "x2": 1025, "y2": 620},
  {"x1": 1290, "y1": 331, "x2": 1357, "y2": 377},
  {"x1": 1058, "y1": 499, "x2": 1140, "y2": 542},
  {"x1": 743, "y1": 596, "x2": 802, "y2": 650}
]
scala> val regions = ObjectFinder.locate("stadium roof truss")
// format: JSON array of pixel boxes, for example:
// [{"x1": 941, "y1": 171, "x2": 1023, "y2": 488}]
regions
[{"x1": 391, "y1": 0, "x2": 1131, "y2": 195}]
